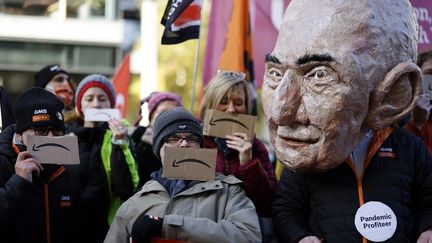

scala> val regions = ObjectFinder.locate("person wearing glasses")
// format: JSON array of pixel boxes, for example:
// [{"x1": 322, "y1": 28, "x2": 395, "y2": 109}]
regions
[
  {"x1": 199, "y1": 71, "x2": 277, "y2": 219},
  {"x1": 67, "y1": 74, "x2": 139, "y2": 243},
  {"x1": 105, "y1": 107, "x2": 261, "y2": 243},
  {"x1": 0, "y1": 87, "x2": 82, "y2": 243}
]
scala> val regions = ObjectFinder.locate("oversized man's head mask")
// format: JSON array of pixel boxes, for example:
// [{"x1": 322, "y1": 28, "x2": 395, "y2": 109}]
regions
[{"x1": 262, "y1": 0, "x2": 422, "y2": 172}]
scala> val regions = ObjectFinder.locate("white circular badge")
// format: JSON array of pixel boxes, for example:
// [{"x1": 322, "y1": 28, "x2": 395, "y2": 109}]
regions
[{"x1": 354, "y1": 201, "x2": 397, "y2": 242}]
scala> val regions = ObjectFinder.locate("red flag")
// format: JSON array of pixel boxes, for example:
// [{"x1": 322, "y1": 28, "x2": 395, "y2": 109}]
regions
[
  {"x1": 161, "y1": 0, "x2": 203, "y2": 44},
  {"x1": 112, "y1": 53, "x2": 130, "y2": 118}
]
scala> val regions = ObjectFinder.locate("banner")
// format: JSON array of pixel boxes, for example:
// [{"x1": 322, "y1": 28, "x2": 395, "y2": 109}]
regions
[
  {"x1": 161, "y1": 0, "x2": 203, "y2": 44},
  {"x1": 411, "y1": 0, "x2": 432, "y2": 53},
  {"x1": 203, "y1": 0, "x2": 290, "y2": 88},
  {"x1": 203, "y1": 0, "x2": 432, "y2": 88},
  {"x1": 112, "y1": 53, "x2": 130, "y2": 118},
  {"x1": 202, "y1": 0, "x2": 231, "y2": 86}
]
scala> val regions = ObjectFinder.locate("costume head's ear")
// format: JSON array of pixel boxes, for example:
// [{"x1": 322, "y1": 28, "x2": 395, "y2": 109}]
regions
[{"x1": 366, "y1": 62, "x2": 421, "y2": 130}]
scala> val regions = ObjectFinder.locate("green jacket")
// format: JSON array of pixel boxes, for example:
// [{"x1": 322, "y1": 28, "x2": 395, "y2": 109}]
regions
[{"x1": 101, "y1": 129, "x2": 139, "y2": 224}]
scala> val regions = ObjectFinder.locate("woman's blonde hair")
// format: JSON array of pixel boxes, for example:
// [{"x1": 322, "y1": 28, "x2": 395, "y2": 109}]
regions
[{"x1": 199, "y1": 72, "x2": 253, "y2": 119}]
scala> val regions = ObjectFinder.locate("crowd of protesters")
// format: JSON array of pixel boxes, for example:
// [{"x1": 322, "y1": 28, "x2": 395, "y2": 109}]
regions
[
  {"x1": 0, "y1": 63, "x2": 276, "y2": 243},
  {"x1": 1, "y1": 0, "x2": 432, "y2": 242}
]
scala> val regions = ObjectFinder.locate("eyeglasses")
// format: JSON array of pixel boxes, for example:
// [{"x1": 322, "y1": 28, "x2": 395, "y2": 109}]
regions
[
  {"x1": 165, "y1": 134, "x2": 201, "y2": 145},
  {"x1": 217, "y1": 69, "x2": 246, "y2": 80},
  {"x1": 33, "y1": 127, "x2": 65, "y2": 136}
]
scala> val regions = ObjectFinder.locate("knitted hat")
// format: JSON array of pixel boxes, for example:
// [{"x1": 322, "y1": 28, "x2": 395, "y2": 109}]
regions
[
  {"x1": 13, "y1": 87, "x2": 65, "y2": 133},
  {"x1": 147, "y1": 92, "x2": 183, "y2": 120},
  {"x1": 152, "y1": 107, "x2": 203, "y2": 160},
  {"x1": 34, "y1": 64, "x2": 71, "y2": 88},
  {"x1": 75, "y1": 74, "x2": 116, "y2": 113}
]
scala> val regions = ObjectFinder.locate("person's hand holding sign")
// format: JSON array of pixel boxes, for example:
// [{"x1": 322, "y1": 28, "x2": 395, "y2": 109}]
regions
[
  {"x1": 108, "y1": 117, "x2": 128, "y2": 141},
  {"x1": 15, "y1": 151, "x2": 43, "y2": 183},
  {"x1": 226, "y1": 132, "x2": 252, "y2": 165}
]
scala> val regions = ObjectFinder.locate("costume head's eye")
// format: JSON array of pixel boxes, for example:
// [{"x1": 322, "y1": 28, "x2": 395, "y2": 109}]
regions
[
  {"x1": 266, "y1": 67, "x2": 284, "y2": 89},
  {"x1": 307, "y1": 69, "x2": 328, "y2": 80},
  {"x1": 269, "y1": 68, "x2": 283, "y2": 79}
]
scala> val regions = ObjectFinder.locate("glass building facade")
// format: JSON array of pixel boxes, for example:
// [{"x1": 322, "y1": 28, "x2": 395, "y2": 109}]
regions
[{"x1": 0, "y1": 0, "x2": 139, "y2": 100}]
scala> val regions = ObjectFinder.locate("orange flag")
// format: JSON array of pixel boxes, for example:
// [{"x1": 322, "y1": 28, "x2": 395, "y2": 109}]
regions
[
  {"x1": 112, "y1": 53, "x2": 130, "y2": 118},
  {"x1": 218, "y1": 0, "x2": 254, "y2": 83}
]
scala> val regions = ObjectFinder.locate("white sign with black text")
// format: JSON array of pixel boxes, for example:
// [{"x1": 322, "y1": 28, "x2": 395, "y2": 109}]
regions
[{"x1": 354, "y1": 201, "x2": 397, "y2": 242}]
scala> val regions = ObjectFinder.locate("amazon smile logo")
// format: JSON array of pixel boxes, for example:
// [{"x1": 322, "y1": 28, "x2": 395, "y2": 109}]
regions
[
  {"x1": 32, "y1": 143, "x2": 71, "y2": 152},
  {"x1": 172, "y1": 158, "x2": 211, "y2": 168},
  {"x1": 93, "y1": 112, "x2": 112, "y2": 119},
  {"x1": 209, "y1": 118, "x2": 248, "y2": 129}
]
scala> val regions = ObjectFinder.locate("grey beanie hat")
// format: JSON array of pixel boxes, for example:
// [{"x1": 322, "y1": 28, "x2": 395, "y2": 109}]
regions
[{"x1": 152, "y1": 107, "x2": 203, "y2": 160}]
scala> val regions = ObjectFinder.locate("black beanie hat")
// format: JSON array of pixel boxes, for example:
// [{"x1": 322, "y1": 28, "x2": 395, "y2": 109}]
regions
[
  {"x1": 152, "y1": 107, "x2": 203, "y2": 160},
  {"x1": 13, "y1": 87, "x2": 65, "y2": 133},
  {"x1": 34, "y1": 64, "x2": 70, "y2": 88}
]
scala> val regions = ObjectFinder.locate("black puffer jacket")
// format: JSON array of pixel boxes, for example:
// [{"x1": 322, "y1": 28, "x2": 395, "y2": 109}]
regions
[
  {"x1": 273, "y1": 127, "x2": 432, "y2": 243},
  {"x1": 68, "y1": 122, "x2": 137, "y2": 243},
  {"x1": 0, "y1": 86, "x2": 15, "y2": 131},
  {"x1": 130, "y1": 126, "x2": 161, "y2": 188},
  {"x1": 0, "y1": 124, "x2": 82, "y2": 243}
]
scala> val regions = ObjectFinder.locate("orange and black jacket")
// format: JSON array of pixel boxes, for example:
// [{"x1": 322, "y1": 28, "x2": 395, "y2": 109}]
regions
[
  {"x1": 272, "y1": 126, "x2": 432, "y2": 243},
  {"x1": 0, "y1": 124, "x2": 82, "y2": 243}
]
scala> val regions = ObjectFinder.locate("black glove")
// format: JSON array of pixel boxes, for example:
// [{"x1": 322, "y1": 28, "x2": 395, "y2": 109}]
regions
[{"x1": 132, "y1": 214, "x2": 163, "y2": 243}]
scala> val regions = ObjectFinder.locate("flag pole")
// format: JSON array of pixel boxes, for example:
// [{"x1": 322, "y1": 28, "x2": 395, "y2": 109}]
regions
[{"x1": 190, "y1": 1, "x2": 205, "y2": 112}]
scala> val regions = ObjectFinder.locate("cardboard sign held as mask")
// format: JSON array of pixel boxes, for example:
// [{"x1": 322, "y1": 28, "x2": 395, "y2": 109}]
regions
[
  {"x1": 27, "y1": 134, "x2": 80, "y2": 165},
  {"x1": 162, "y1": 146, "x2": 217, "y2": 181},
  {"x1": 84, "y1": 108, "x2": 121, "y2": 122},
  {"x1": 202, "y1": 109, "x2": 256, "y2": 139}
]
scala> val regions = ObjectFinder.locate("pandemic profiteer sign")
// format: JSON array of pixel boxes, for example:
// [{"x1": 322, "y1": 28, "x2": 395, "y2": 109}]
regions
[{"x1": 354, "y1": 201, "x2": 397, "y2": 242}]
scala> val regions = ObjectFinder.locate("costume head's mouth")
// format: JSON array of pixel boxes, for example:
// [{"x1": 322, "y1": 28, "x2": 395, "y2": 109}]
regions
[{"x1": 276, "y1": 124, "x2": 321, "y2": 147}]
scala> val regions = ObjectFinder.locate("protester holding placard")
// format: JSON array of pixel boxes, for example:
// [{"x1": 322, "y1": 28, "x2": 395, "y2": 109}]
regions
[
  {"x1": 67, "y1": 74, "x2": 139, "y2": 242},
  {"x1": 0, "y1": 87, "x2": 82, "y2": 243},
  {"x1": 199, "y1": 71, "x2": 277, "y2": 218},
  {"x1": 105, "y1": 108, "x2": 261, "y2": 243},
  {"x1": 263, "y1": 0, "x2": 432, "y2": 242}
]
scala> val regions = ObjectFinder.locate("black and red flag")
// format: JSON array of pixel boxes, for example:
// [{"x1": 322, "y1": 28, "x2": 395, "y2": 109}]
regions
[{"x1": 161, "y1": 0, "x2": 203, "y2": 44}]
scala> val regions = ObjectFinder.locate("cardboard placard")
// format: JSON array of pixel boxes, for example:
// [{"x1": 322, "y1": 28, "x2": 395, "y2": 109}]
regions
[
  {"x1": 84, "y1": 108, "x2": 121, "y2": 122},
  {"x1": 162, "y1": 146, "x2": 217, "y2": 181},
  {"x1": 202, "y1": 109, "x2": 256, "y2": 139},
  {"x1": 26, "y1": 134, "x2": 80, "y2": 165},
  {"x1": 422, "y1": 74, "x2": 432, "y2": 99}
]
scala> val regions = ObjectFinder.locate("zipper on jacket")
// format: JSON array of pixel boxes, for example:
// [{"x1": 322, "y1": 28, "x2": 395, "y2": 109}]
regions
[
  {"x1": 346, "y1": 127, "x2": 393, "y2": 243},
  {"x1": 43, "y1": 166, "x2": 65, "y2": 243}
]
